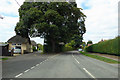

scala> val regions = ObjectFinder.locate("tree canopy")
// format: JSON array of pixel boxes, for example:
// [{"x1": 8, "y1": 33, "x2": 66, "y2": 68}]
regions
[{"x1": 15, "y1": 2, "x2": 86, "y2": 52}]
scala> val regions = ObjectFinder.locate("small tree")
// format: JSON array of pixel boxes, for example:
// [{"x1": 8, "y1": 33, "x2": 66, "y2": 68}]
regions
[
  {"x1": 37, "y1": 43, "x2": 43, "y2": 51},
  {"x1": 87, "y1": 40, "x2": 93, "y2": 45}
]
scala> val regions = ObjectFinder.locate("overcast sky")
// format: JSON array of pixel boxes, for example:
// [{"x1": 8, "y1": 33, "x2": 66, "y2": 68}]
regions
[{"x1": 0, "y1": 0, "x2": 119, "y2": 44}]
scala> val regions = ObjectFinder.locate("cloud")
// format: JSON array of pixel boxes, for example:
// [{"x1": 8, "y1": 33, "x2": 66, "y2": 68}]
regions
[
  {"x1": 118, "y1": 1, "x2": 120, "y2": 36},
  {"x1": 77, "y1": 0, "x2": 119, "y2": 43},
  {"x1": 0, "y1": 16, "x2": 19, "y2": 42},
  {"x1": 0, "y1": 0, "x2": 18, "y2": 17},
  {"x1": 31, "y1": 37, "x2": 44, "y2": 45},
  {"x1": 0, "y1": 0, "x2": 25, "y2": 42},
  {"x1": 81, "y1": 0, "x2": 91, "y2": 10}
]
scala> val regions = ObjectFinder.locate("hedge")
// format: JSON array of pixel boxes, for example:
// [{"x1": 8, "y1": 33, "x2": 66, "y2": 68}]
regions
[{"x1": 85, "y1": 37, "x2": 120, "y2": 55}]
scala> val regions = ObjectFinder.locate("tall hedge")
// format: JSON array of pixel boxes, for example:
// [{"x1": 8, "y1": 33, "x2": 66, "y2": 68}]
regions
[{"x1": 85, "y1": 37, "x2": 120, "y2": 55}]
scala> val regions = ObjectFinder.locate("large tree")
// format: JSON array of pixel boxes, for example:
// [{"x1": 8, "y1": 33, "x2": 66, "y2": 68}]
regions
[{"x1": 15, "y1": 2, "x2": 86, "y2": 52}]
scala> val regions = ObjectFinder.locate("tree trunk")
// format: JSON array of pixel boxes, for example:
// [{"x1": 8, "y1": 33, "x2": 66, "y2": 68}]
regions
[{"x1": 51, "y1": 40, "x2": 55, "y2": 53}]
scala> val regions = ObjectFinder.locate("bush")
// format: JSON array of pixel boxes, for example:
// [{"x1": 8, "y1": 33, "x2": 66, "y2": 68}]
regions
[
  {"x1": 85, "y1": 37, "x2": 120, "y2": 55},
  {"x1": 33, "y1": 46, "x2": 37, "y2": 51}
]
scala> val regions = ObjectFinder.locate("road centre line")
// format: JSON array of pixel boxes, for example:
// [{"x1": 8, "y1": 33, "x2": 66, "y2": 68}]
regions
[
  {"x1": 83, "y1": 68, "x2": 96, "y2": 79},
  {"x1": 72, "y1": 55, "x2": 74, "y2": 58},
  {"x1": 74, "y1": 58, "x2": 80, "y2": 64},
  {"x1": 72, "y1": 54, "x2": 96, "y2": 79},
  {"x1": 72, "y1": 54, "x2": 80, "y2": 64},
  {"x1": 15, "y1": 73, "x2": 23, "y2": 78}
]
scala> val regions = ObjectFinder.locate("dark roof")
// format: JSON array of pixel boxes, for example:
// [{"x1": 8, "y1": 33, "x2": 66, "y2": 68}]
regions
[
  {"x1": 31, "y1": 40, "x2": 37, "y2": 46},
  {"x1": 7, "y1": 35, "x2": 29, "y2": 44}
]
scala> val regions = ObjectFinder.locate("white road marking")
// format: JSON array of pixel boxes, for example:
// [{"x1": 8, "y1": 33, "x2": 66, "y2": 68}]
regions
[
  {"x1": 74, "y1": 58, "x2": 80, "y2": 64},
  {"x1": 36, "y1": 64, "x2": 39, "y2": 66},
  {"x1": 40, "y1": 59, "x2": 48, "y2": 64},
  {"x1": 40, "y1": 62, "x2": 42, "y2": 64},
  {"x1": 24, "y1": 69, "x2": 30, "y2": 73},
  {"x1": 83, "y1": 68, "x2": 96, "y2": 79},
  {"x1": 15, "y1": 55, "x2": 59, "y2": 78},
  {"x1": 15, "y1": 73, "x2": 23, "y2": 78},
  {"x1": 72, "y1": 54, "x2": 80, "y2": 64},
  {"x1": 72, "y1": 55, "x2": 74, "y2": 58},
  {"x1": 31, "y1": 66, "x2": 35, "y2": 69},
  {"x1": 51, "y1": 54, "x2": 59, "y2": 58}
]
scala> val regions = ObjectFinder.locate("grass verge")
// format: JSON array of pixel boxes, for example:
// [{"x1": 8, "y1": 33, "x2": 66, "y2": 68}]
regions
[
  {"x1": 80, "y1": 51, "x2": 120, "y2": 64},
  {"x1": 0, "y1": 58, "x2": 9, "y2": 60}
]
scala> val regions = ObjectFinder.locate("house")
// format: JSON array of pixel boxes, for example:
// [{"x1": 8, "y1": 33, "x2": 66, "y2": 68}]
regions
[
  {"x1": 98, "y1": 39, "x2": 108, "y2": 43},
  {"x1": 7, "y1": 35, "x2": 33, "y2": 54},
  {"x1": 88, "y1": 44, "x2": 92, "y2": 46},
  {"x1": 0, "y1": 44, "x2": 10, "y2": 56},
  {"x1": 31, "y1": 40, "x2": 37, "y2": 47}
]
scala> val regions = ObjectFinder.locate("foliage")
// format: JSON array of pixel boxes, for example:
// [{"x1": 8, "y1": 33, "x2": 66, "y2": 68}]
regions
[
  {"x1": 32, "y1": 46, "x2": 37, "y2": 51},
  {"x1": 80, "y1": 51, "x2": 120, "y2": 64},
  {"x1": 63, "y1": 43, "x2": 75, "y2": 52},
  {"x1": 15, "y1": 2, "x2": 86, "y2": 52},
  {"x1": 87, "y1": 40, "x2": 93, "y2": 45},
  {"x1": 80, "y1": 41, "x2": 86, "y2": 49},
  {"x1": 71, "y1": 35, "x2": 83, "y2": 48},
  {"x1": 82, "y1": 42, "x2": 86, "y2": 45},
  {"x1": 37, "y1": 43, "x2": 43, "y2": 51},
  {"x1": 85, "y1": 37, "x2": 120, "y2": 55}
]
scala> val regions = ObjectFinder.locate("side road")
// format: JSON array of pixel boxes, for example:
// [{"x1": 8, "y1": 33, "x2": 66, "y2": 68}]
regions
[{"x1": 2, "y1": 52, "x2": 58, "y2": 78}]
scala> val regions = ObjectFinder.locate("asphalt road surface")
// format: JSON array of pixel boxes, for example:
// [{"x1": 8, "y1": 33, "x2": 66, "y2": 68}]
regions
[{"x1": 2, "y1": 51, "x2": 119, "y2": 79}]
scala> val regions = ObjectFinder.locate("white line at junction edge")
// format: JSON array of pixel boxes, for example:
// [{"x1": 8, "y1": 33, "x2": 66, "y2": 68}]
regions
[{"x1": 15, "y1": 73, "x2": 23, "y2": 78}]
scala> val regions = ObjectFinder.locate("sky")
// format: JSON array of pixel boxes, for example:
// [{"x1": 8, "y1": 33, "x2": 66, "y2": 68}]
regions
[{"x1": 0, "y1": 0, "x2": 119, "y2": 45}]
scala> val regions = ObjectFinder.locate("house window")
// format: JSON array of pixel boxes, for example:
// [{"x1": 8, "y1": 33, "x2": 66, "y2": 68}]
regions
[
  {"x1": 12, "y1": 44, "x2": 16, "y2": 45},
  {"x1": 15, "y1": 46, "x2": 21, "y2": 49},
  {"x1": 18, "y1": 44, "x2": 21, "y2": 45}
]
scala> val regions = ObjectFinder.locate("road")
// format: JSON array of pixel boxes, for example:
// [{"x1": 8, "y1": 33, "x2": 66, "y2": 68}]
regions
[
  {"x1": 2, "y1": 51, "x2": 119, "y2": 79},
  {"x1": 2, "y1": 52, "x2": 55, "y2": 78}
]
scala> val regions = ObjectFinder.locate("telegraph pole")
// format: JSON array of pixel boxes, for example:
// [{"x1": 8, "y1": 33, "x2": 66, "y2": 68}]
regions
[
  {"x1": 0, "y1": 0, "x2": 20, "y2": 19},
  {"x1": 14, "y1": 0, "x2": 20, "y2": 6},
  {"x1": 0, "y1": 15, "x2": 4, "y2": 19}
]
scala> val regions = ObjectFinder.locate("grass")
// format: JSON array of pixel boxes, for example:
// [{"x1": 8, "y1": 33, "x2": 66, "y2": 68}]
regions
[
  {"x1": 0, "y1": 58, "x2": 9, "y2": 60},
  {"x1": 80, "y1": 51, "x2": 120, "y2": 64}
]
